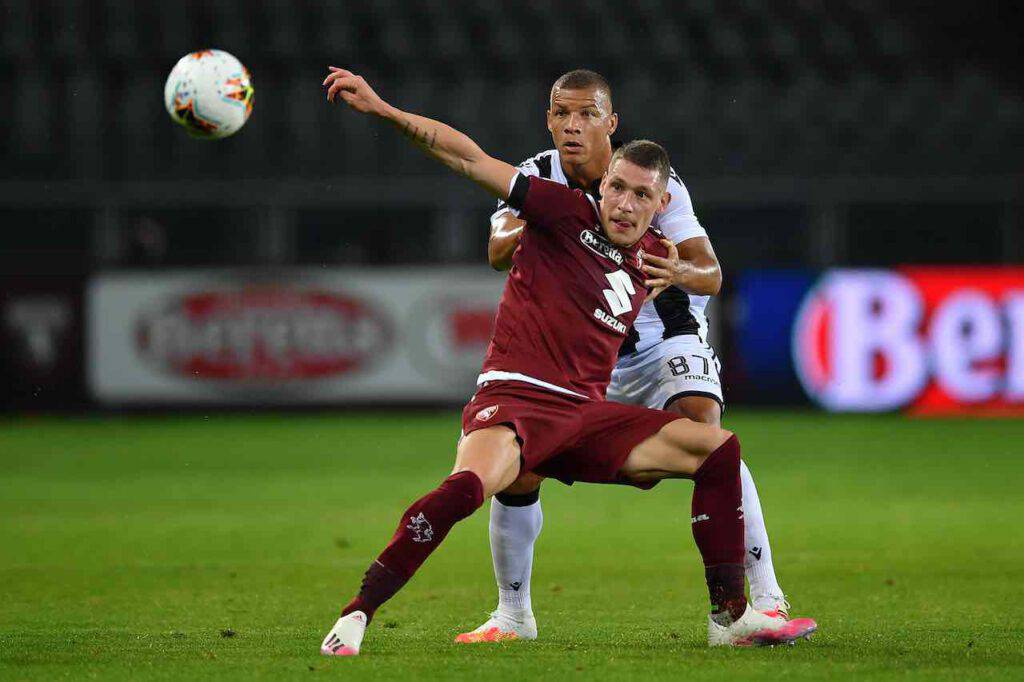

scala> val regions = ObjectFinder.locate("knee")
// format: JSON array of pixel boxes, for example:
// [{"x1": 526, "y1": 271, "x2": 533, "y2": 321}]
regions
[
  {"x1": 501, "y1": 470, "x2": 543, "y2": 496},
  {"x1": 709, "y1": 427, "x2": 735, "y2": 454},
  {"x1": 439, "y1": 470, "x2": 486, "y2": 519},
  {"x1": 666, "y1": 396, "x2": 722, "y2": 426},
  {"x1": 693, "y1": 429, "x2": 740, "y2": 483},
  {"x1": 688, "y1": 426, "x2": 734, "y2": 468},
  {"x1": 453, "y1": 425, "x2": 522, "y2": 497},
  {"x1": 692, "y1": 404, "x2": 723, "y2": 426}
]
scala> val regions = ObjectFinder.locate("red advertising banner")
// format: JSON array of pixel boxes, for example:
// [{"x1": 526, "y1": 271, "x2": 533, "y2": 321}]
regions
[
  {"x1": 793, "y1": 267, "x2": 1024, "y2": 416},
  {"x1": 135, "y1": 288, "x2": 391, "y2": 381},
  {"x1": 900, "y1": 267, "x2": 1023, "y2": 416}
]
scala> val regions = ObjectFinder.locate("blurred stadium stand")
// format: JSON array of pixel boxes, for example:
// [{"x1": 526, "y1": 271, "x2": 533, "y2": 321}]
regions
[{"x1": 0, "y1": 0, "x2": 1021, "y2": 269}]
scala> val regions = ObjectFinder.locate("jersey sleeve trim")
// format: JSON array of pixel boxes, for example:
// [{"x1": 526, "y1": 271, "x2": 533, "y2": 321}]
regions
[
  {"x1": 492, "y1": 152, "x2": 551, "y2": 219},
  {"x1": 506, "y1": 173, "x2": 530, "y2": 211}
]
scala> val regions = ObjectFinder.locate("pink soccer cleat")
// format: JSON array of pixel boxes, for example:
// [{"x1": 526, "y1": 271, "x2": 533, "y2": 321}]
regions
[
  {"x1": 707, "y1": 604, "x2": 816, "y2": 647},
  {"x1": 745, "y1": 617, "x2": 818, "y2": 646},
  {"x1": 455, "y1": 626, "x2": 520, "y2": 644},
  {"x1": 454, "y1": 610, "x2": 537, "y2": 643}
]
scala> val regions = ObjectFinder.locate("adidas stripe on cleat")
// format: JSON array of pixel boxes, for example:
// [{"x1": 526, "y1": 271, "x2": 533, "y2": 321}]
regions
[{"x1": 320, "y1": 611, "x2": 367, "y2": 657}]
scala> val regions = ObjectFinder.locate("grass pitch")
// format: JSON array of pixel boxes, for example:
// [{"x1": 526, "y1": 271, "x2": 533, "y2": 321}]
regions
[{"x1": 1, "y1": 411, "x2": 1022, "y2": 680}]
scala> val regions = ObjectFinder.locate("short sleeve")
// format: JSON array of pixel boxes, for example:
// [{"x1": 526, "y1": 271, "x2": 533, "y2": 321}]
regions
[
  {"x1": 492, "y1": 154, "x2": 544, "y2": 220},
  {"x1": 653, "y1": 172, "x2": 707, "y2": 244}
]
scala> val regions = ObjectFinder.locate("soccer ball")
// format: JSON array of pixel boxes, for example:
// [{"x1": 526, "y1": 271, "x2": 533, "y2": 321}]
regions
[{"x1": 164, "y1": 49, "x2": 254, "y2": 139}]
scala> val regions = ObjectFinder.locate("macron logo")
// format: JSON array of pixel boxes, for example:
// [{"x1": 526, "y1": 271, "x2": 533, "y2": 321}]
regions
[{"x1": 691, "y1": 513, "x2": 710, "y2": 524}]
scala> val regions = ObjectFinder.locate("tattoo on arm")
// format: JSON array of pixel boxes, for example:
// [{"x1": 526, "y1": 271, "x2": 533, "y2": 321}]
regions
[{"x1": 401, "y1": 121, "x2": 436, "y2": 150}]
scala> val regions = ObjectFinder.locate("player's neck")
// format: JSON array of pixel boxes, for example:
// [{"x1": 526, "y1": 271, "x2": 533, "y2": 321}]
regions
[{"x1": 561, "y1": 142, "x2": 613, "y2": 190}]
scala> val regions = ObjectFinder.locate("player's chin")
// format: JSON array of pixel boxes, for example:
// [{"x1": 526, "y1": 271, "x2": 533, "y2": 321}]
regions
[{"x1": 606, "y1": 222, "x2": 636, "y2": 245}]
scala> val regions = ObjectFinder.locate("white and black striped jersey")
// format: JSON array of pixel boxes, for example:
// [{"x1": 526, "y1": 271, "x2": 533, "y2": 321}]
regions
[{"x1": 492, "y1": 148, "x2": 711, "y2": 356}]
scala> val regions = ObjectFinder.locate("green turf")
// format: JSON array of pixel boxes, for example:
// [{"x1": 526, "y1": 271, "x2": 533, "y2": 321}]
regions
[{"x1": 1, "y1": 411, "x2": 1022, "y2": 680}]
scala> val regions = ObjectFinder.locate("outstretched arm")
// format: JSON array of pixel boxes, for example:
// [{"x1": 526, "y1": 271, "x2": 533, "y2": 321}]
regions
[{"x1": 324, "y1": 67, "x2": 517, "y2": 200}]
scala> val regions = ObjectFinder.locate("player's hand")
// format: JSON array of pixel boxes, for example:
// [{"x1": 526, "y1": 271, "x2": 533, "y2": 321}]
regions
[
  {"x1": 642, "y1": 238, "x2": 682, "y2": 301},
  {"x1": 323, "y1": 67, "x2": 389, "y2": 116}
]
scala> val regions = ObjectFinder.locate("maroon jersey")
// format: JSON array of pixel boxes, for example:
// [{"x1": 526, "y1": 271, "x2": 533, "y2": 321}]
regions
[{"x1": 480, "y1": 175, "x2": 669, "y2": 400}]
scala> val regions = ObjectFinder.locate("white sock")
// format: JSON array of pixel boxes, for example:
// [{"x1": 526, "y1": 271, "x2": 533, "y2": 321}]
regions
[
  {"x1": 740, "y1": 460, "x2": 785, "y2": 605},
  {"x1": 489, "y1": 496, "x2": 542, "y2": 615}
]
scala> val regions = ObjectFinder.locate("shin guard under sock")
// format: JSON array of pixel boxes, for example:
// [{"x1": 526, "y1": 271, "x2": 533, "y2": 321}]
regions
[{"x1": 691, "y1": 435, "x2": 746, "y2": 618}]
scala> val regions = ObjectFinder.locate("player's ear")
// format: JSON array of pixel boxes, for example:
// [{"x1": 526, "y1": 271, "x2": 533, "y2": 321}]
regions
[
  {"x1": 607, "y1": 112, "x2": 618, "y2": 135},
  {"x1": 546, "y1": 109, "x2": 556, "y2": 134},
  {"x1": 658, "y1": 190, "x2": 671, "y2": 213}
]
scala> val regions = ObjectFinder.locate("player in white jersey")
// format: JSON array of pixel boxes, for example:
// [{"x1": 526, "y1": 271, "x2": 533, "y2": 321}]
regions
[{"x1": 456, "y1": 70, "x2": 791, "y2": 645}]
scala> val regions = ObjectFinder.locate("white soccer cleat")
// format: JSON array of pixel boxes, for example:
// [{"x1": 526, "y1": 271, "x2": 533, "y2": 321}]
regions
[
  {"x1": 320, "y1": 611, "x2": 367, "y2": 656},
  {"x1": 707, "y1": 604, "x2": 816, "y2": 647},
  {"x1": 454, "y1": 609, "x2": 538, "y2": 643}
]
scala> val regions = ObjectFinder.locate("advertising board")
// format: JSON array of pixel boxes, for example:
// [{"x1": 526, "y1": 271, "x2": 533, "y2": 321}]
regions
[
  {"x1": 87, "y1": 268, "x2": 505, "y2": 404},
  {"x1": 738, "y1": 267, "x2": 1024, "y2": 415}
]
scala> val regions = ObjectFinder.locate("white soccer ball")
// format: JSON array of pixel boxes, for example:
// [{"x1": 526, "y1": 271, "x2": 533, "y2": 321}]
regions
[{"x1": 164, "y1": 49, "x2": 254, "y2": 139}]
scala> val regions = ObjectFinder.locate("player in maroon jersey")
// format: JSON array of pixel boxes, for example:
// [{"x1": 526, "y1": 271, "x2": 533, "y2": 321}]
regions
[{"x1": 317, "y1": 67, "x2": 816, "y2": 655}]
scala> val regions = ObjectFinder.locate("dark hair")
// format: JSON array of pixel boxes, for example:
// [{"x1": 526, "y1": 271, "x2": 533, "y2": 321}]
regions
[
  {"x1": 551, "y1": 69, "x2": 613, "y2": 109},
  {"x1": 609, "y1": 140, "x2": 671, "y2": 188}
]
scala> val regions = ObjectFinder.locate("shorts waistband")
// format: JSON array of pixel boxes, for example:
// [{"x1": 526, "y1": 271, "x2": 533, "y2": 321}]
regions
[{"x1": 476, "y1": 371, "x2": 590, "y2": 400}]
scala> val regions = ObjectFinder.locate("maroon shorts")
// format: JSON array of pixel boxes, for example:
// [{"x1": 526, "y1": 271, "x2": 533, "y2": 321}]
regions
[{"x1": 461, "y1": 381, "x2": 679, "y2": 486}]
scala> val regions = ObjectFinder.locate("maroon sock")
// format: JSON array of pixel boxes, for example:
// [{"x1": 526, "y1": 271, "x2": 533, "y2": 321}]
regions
[
  {"x1": 341, "y1": 470, "x2": 484, "y2": 622},
  {"x1": 691, "y1": 434, "x2": 747, "y2": 620}
]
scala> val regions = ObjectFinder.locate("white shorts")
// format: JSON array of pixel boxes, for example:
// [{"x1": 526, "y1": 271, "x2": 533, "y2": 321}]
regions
[{"x1": 607, "y1": 335, "x2": 724, "y2": 411}]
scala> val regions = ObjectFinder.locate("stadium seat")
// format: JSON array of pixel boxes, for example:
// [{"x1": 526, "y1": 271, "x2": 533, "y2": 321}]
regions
[{"x1": 1, "y1": 0, "x2": 1019, "y2": 179}]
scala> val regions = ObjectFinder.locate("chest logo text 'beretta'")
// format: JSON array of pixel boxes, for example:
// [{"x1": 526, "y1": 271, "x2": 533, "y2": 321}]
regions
[{"x1": 580, "y1": 229, "x2": 624, "y2": 265}]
